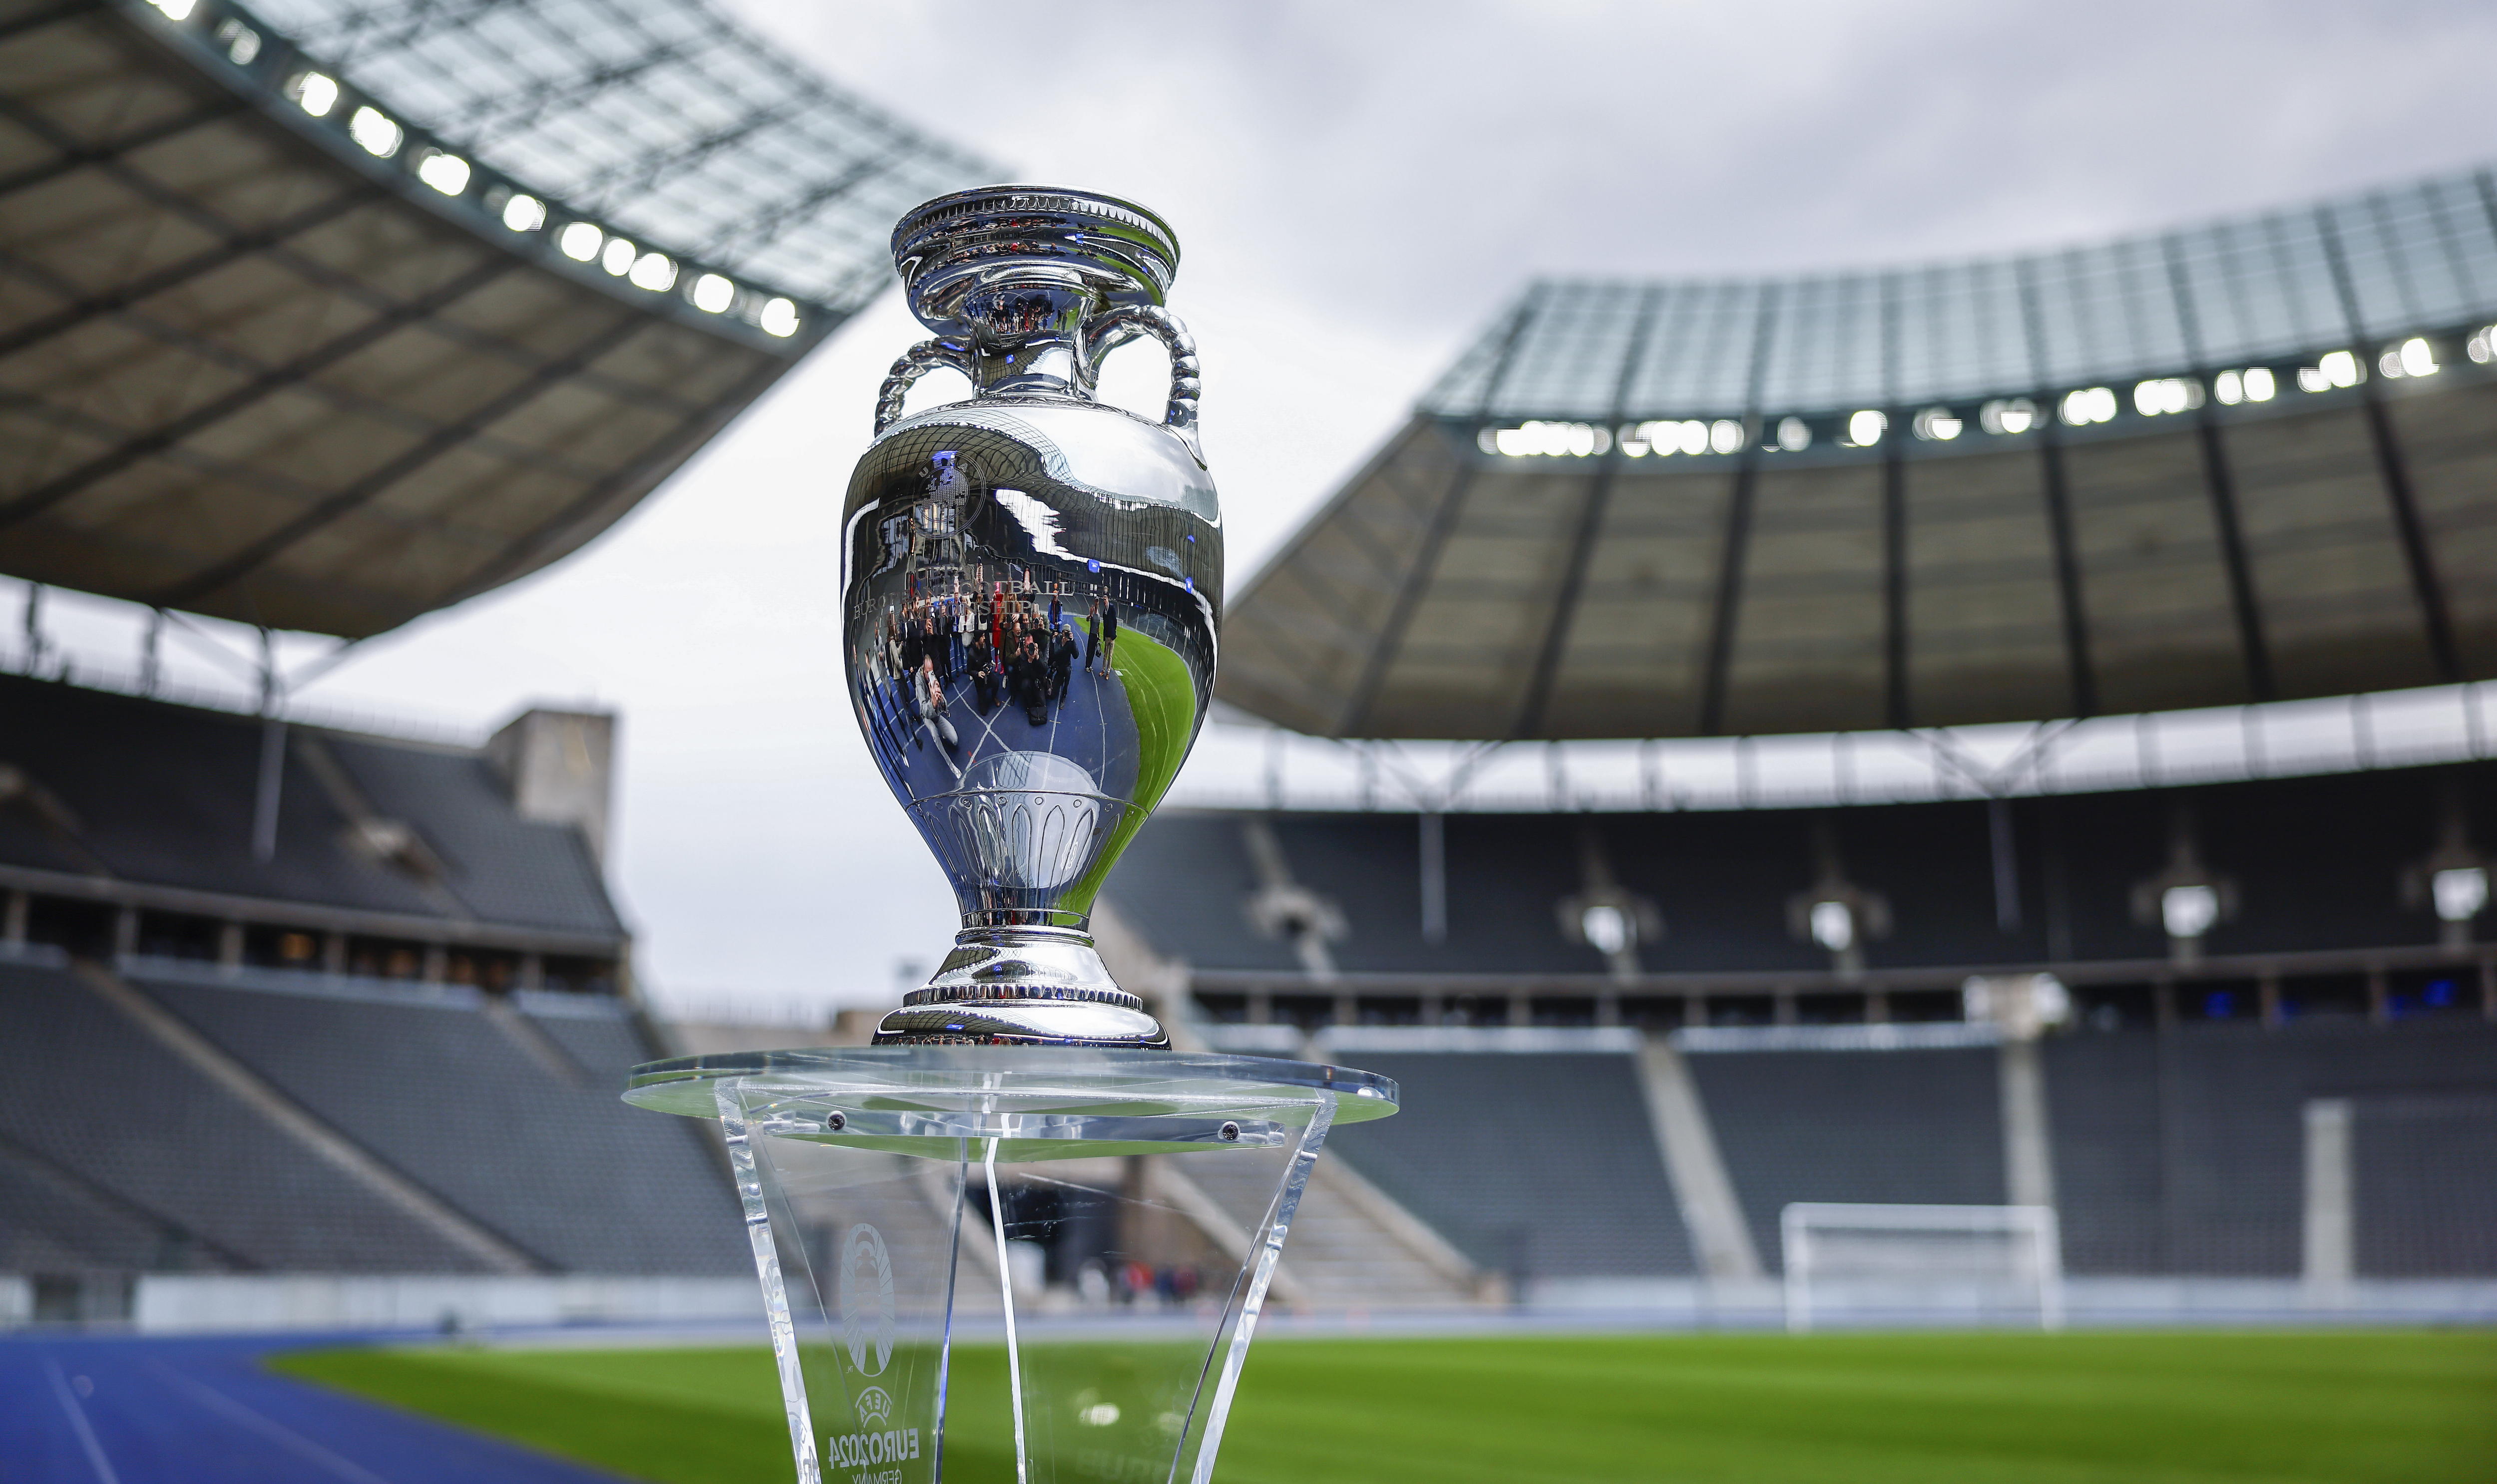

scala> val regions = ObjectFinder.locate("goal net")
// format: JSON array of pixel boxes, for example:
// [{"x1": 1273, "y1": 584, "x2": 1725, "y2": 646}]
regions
[{"x1": 1780, "y1": 1203, "x2": 2064, "y2": 1332}]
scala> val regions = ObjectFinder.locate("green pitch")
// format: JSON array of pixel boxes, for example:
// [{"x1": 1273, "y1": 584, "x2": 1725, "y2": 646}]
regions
[{"x1": 273, "y1": 1330, "x2": 2497, "y2": 1484}]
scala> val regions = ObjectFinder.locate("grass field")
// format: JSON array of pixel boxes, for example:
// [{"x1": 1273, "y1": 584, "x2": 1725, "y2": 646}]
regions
[{"x1": 274, "y1": 1330, "x2": 2497, "y2": 1484}]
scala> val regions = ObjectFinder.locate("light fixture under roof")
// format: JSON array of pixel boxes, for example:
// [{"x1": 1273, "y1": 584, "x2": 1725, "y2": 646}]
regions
[
  {"x1": 628, "y1": 252, "x2": 678, "y2": 292},
  {"x1": 1809, "y1": 899, "x2": 1855, "y2": 953},
  {"x1": 760, "y1": 297, "x2": 802, "y2": 338},
  {"x1": 692, "y1": 273, "x2": 736, "y2": 314},
  {"x1": 416, "y1": 151, "x2": 469, "y2": 196},
  {"x1": 348, "y1": 106, "x2": 402, "y2": 158},
  {"x1": 557, "y1": 221, "x2": 601, "y2": 261},
  {"x1": 291, "y1": 71, "x2": 339, "y2": 118},
  {"x1": 2432, "y1": 866, "x2": 2489, "y2": 923},
  {"x1": 2161, "y1": 883, "x2": 2219, "y2": 939}
]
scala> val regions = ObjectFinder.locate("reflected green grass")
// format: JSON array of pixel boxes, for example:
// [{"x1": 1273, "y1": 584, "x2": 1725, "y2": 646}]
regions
[{"x1": 273, "y1": 1329, "x2": 2497, "y2": 1484}]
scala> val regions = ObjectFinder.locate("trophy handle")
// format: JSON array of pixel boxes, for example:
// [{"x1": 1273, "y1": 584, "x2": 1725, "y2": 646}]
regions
[
  {"x1": 1084, "y1": 305, "x2": 1203, "y2": 461},
  {"x1": 873, "y1": 339, "x2": 974, "y2": 433}
]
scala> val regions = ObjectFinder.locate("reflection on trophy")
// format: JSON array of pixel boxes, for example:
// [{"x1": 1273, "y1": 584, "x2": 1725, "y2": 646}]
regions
[{"x1": 630, "y1": 187, "x2": 1397, "y2": 1484}]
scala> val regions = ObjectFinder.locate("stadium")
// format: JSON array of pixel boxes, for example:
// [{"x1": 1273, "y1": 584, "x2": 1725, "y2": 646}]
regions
[{"x1": 4, "y1": 1, "x2": 2496, "y2": 1481}]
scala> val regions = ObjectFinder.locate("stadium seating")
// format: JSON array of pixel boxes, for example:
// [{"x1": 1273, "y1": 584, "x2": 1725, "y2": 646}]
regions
[
  {"x1": 0, "y1": 676, "x2": 620, "y2": 942},
  {"x1": 0, "y1": 956, "x2": 483, "y2": 1273},
  {"x1": 1684, "y1": 1046, "x2": 2005, "y2": 1271},
  {"x1": 2047, "y1": 1020, "x2": 2497, "y2": 1275},
  {"x1": 126, "y1": 964, "x2": 742, "y2": 1276},
  {"x1": 1313, "y1": 1051, "x2": 1693, "y2": 1279}
]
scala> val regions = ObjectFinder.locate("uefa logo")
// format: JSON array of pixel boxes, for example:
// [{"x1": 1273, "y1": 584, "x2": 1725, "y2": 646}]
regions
[
  {"x1": 839, "y1": 1223, "x2": 897, "y2": 1377},
  {"x1": 856, "y1": 1385, "x2": 894, "y2": 1426}
]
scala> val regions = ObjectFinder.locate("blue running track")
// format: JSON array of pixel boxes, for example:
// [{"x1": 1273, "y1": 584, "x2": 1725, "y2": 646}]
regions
[{"x1": 0, "y1": 1332, "x2": 624, "y2": 1484}]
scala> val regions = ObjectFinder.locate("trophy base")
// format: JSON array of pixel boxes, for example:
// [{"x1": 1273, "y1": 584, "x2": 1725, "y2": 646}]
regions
[{"x1": 875, "y1": 924, "x2": 1168, "y2": 1047}]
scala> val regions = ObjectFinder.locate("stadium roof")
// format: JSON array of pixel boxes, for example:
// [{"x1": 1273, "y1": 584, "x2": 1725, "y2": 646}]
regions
[
  {"x1": 0, "y1": 0, "x2": 991, "y2": 638},
  {"x1": 1221, "y1": 167, "x2": 2497, "y2": 741}
]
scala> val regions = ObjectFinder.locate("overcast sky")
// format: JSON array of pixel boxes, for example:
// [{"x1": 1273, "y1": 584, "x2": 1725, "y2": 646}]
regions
[{"x1": 30, "y1": 0, "x2": 2497, "y2": 1017}]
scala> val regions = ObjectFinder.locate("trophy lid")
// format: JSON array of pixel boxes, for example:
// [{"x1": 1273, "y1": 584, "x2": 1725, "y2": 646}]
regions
[{"x1": 891, "y1": 185, "x2": 1181, "y2": 341}]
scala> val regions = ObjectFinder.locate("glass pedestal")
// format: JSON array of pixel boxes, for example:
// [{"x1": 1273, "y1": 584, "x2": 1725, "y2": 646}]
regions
[{"x1": 626, "y1": 1047, "x2": 1398, "y2": 1484}]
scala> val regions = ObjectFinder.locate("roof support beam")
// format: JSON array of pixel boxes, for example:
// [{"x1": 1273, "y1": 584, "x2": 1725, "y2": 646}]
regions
[
  {"x1": 0, "y1": 99, "x2": 246, "y2": 201},
  {"x1": 2189, "y1": 414, "x2": 2274, "y2": 700},
  {"x1": 1697, "y1": 286, "x2": 1784, "y2": 738},
  {"x1": 2160, "y1": 234, "x2": 2275, "y2": 701},
  {"x1": 1340, "y1": 452, "x2": 1476, "y2": 738},
  {"x1": 2313, "y1": 208, "x2": 2462, "y2": 684},
  {"x1": 0, "y1": 0, "x2": 91, "y2": 45},
  {"x1": 0, "y1": 257, "x2": 516, "y2": 532},
  {"x1": 1696, "y1": 457, "x2": 1759, "y2": 737},
  {"x1": 0, "y1": 93, "x2": 691, "y2": 409},
  {"x1": 1881, "y1": 432, "x2": 1910, "y2": 728},
  {"x1": 436, "y1": 353, "x2": 823, "y2": 609},
  {"x1": 156, "y1": 309, "x2": 647, "y2": 609},
  {"x1": 1338, "y1": 302, "x2": 1541, "y2": 737},
  {"x1": 0, "y1": 185, "x2": 378, "y2": 361},
  {"x1": 2015, "y1": 259, "x2": 2099, "y2": 719},
  {"x1": 1512, "y1": 286, "x2": 1665, "y2": 740}
]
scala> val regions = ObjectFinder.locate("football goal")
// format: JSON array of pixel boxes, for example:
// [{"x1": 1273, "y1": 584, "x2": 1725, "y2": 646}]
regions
[{"x1": 1780, "y1": 1202, "x2": 2064, "y2": 1332}]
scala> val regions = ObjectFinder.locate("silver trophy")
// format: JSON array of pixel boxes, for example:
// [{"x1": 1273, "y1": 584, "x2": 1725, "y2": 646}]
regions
[
  {"x1": 845, "y1": 185, "x2": 1215, "y2": 1049},
  {"x1": 629, "y1": 189, "x2": 1397, "y2": 1484}
]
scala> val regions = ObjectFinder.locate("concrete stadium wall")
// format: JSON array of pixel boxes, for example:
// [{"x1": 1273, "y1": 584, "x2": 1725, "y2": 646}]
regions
[{"x1": 124, "y1": 1275, "x2": 760, "y2": 1334}]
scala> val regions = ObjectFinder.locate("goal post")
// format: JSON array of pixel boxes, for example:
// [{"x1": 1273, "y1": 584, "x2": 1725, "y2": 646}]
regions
[{"x1": 1780, "y1": 1202, "x2": 2064, "y2": 1333}]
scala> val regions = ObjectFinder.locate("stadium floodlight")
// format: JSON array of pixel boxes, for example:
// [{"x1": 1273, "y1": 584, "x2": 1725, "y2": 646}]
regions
[
  {"x1": 2060, "y1": 385, "x2": 2117, "y2": 425},
  {"x1": 1782, "y1": 1203, "x2": 2064, "y2": 1332},
  {"x1": 1708, "y1": 418, "x2": 1743, "y2": 454},
  {"x1": 348, "y1": 105, "x2": 402, "y2": 158},
  {"x1": 2132, "y1": 377, "x2": 2201, "y2": 416},
  {"x1": 2162, "y1": 882, "x2": 2220, "y2": 939},
  {"x1": 2432, "y1": 866, "x2": 2489, "y2": 923},
  {"x1": 600, "y1": 237, "x2": 637, "y2": 276},
  {"x1": 760, "y1": 297, "x2": 802, "y2": 338},
  {"x1": 1777, "y1": 415, "x2": 1812, "y2": 450},
  {"x1": 2320, "y1": 349, "x2": 2362, "y2": 388},
  {"x1": 1582, "y1": 902, "x2": 1631, "y2": 954},
  {"x1": 415, "y1": 150, "x2": 470, "y2": 196},
  {"x1": 2399, "y1": 337, "x2": 2437, "y2": 377},
  {"x1": 290, "y1": 71, "x2": 339, "y2": 117},
  {"x1": 1978, "y1": 397, "x2": 2037, "y2": 434},
  {"x1": 1845, "y1": 409, "x2": 1886, "y2": 446},
  {"x1": 213, "y1": 17, "x2": 258, "y2": 62},
  {"x1": 1911, "y1": 406, "x2": 1961, "y2": 441},
  {"x1": 692, "y1": 273, "x2": 737, "y2": 314},
  {"x1": 144, "y1": 0, "x2": 196, "y2": 19},
  {"x1": 628, "y1": 252, "x2": 678, "y2": 292},
  {"x1": 557, "y1": 221, "x2": 601, "y2": 259},
  {"x1": 501, "y1": 194, "x2": 548, "y2": 233},
  {"x1": 1809, "y1": 899, "x2": 1855, "y2": 952}
]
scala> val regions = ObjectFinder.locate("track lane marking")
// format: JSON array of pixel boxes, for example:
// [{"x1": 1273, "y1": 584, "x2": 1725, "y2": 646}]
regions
[
  {"x1": 44, "y1": 1356, "x2": 121, "y2": 1484},
  {"x1": 145, "y1": 1359, "x2": 396, "y2": 1484}
]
